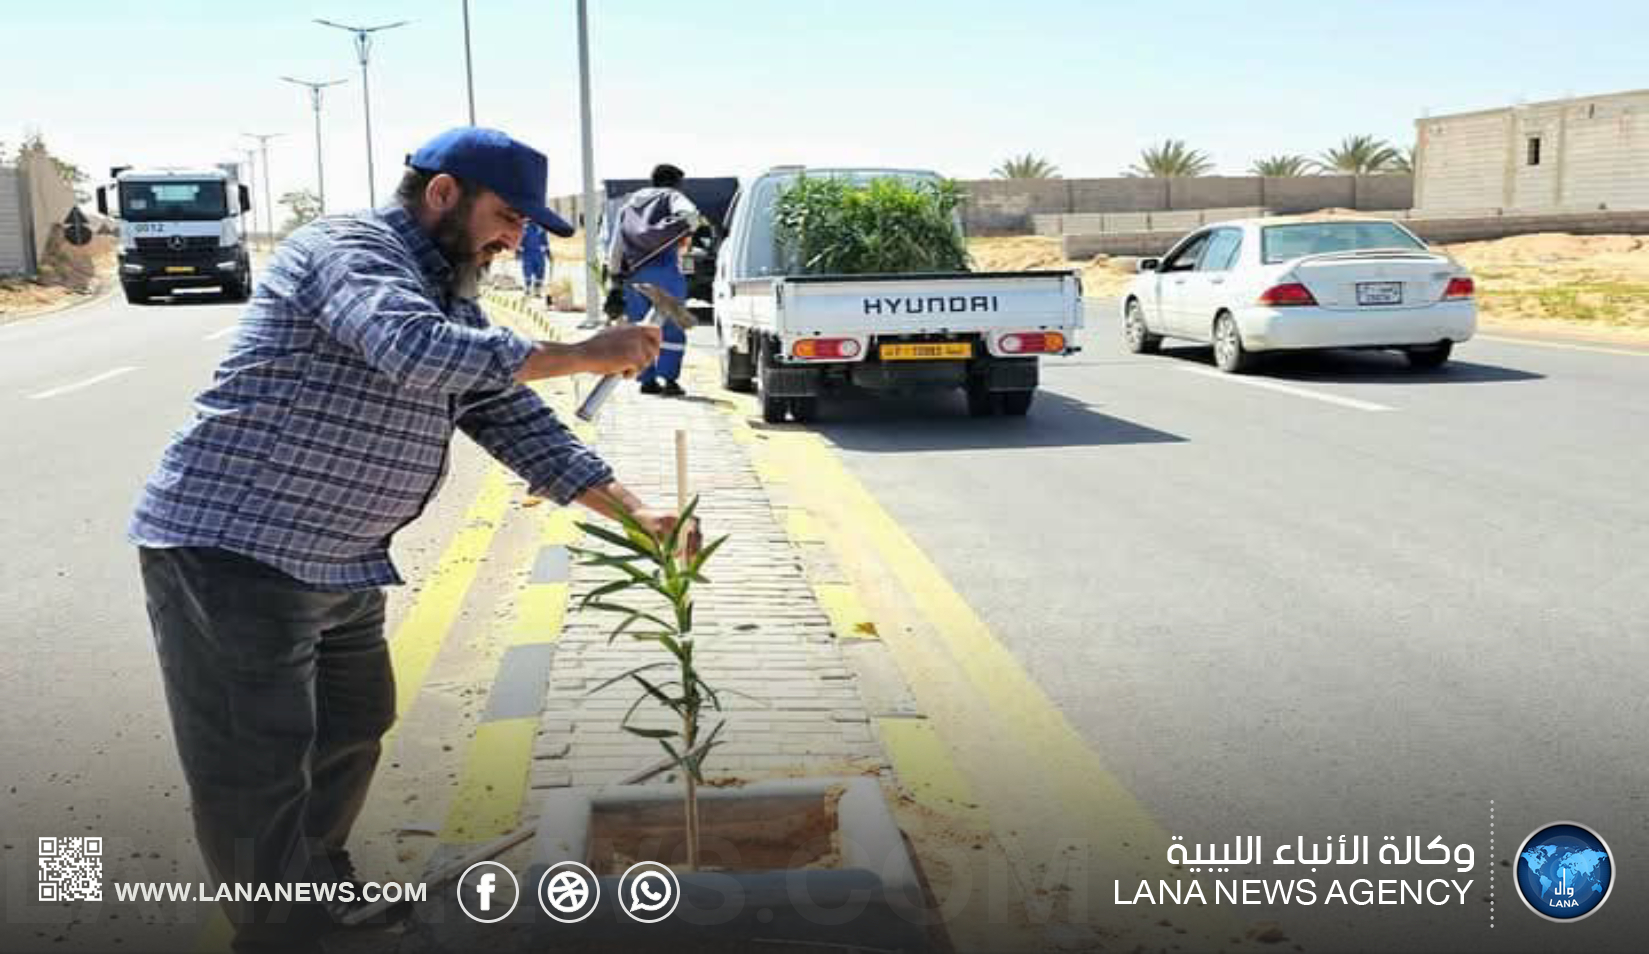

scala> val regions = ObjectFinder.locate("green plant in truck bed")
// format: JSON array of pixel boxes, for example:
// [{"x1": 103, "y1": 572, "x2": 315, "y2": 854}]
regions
[{"x1": 773, "y1": 175, "x2": 970, "y2": 276}]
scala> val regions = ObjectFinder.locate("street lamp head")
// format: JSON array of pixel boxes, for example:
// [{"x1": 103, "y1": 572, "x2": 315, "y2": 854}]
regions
[{"x1": 314, "y1": 18, "x2": 411, "y2": 34}]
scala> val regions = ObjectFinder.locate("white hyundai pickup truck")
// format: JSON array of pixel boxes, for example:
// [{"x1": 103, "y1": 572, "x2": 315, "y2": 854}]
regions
[{"x1": 712, "y1": 167, "x2": 1083, "y2": 422}]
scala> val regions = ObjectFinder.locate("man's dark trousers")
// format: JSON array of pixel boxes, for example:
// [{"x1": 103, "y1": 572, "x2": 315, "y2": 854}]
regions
[{"x1": 138, "y1": 546, "x2": 395, "y2": 952}]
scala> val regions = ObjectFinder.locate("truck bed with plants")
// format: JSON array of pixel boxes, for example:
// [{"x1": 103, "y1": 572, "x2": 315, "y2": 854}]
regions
[{"x1": 712, "y1": 168, "x2": 1083, "y2": 423}]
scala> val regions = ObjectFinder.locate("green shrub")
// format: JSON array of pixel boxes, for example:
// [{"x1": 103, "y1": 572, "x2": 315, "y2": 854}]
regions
[{"x1": 774, "y1": 175, "x2": 970, "y2": 275}]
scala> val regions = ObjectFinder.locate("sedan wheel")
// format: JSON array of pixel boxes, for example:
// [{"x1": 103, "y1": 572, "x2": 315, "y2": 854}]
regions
[
  {"x1": 1212, "y1": 314, "x2": 1255, "y2": 373},
  {"x1": 1123, "y1": 299, "x2": 1162, "y2": 354},
  {"x1": 1405, "y1": 341, "x2": 1453, "y2": 370}
]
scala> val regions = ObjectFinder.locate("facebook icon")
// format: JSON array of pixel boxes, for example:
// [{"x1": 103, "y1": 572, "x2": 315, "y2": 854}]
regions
[{"x1": 458, "y1": 861, "x2": 519, "y2": 923}]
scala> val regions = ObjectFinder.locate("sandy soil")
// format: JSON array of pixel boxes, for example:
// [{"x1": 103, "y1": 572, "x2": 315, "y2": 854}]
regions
[
  {"x1": 0, "y1": 234, "x2": 117, "y2": 322},
  {"x1": 969, "y1": 232, "x2": 1649, "y2": 342}
]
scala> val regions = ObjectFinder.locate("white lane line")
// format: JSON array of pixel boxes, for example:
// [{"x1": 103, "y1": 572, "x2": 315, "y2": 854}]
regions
[
  {"x1": 203, "y1": 325, "x2": 238, "y2": 341},
  {"x1": 1477, "y1": 334, "x2": 1649, "y2": 358},
  {"x1": 1181, "y1": 366, "x2": 1395, "y2": 412},
  {"x1": 26, "y1": 366, "x2": 140, "y2": 400}
]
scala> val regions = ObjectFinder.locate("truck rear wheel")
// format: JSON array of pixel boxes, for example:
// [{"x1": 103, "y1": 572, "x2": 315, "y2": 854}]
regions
[
  {"x1": 789, "y1": 397, "x2": 819, "y2": 423},
  {"x1": 720, "y1": 324, "x2": 756, "y2": 392},
  {"x1": 999, "y1": 389, "x2": 1035, "y2": 416},
  {"x1": 965, "y1": 382, "x2": 996, "y2": 417},
  {"x1": 757, "y1": 341, "x2": 787, "y2": 423}
]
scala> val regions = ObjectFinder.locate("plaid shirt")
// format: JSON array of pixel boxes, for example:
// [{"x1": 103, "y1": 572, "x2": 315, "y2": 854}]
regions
[{"x1": 130, "y1": 205, "x2": 613, "y2": 589}]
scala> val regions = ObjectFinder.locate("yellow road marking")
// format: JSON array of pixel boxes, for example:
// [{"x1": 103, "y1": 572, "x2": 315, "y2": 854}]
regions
[
  {"x1": 439, "y1": 718, "x2": 539, "y2": 843},
  {"x1": 784, "y1": 508, "x2": 823, "y2": 543},
  {"x1": 744, "y1": 423, "x2": 1242, "y2": 940},
  {"x1": 387, "y1": 467, "x2": 513, "y2": 721},
  {"x1": 812, "y1": 582, "x2": 879, "y2": 639},
  {"x1": 877, "y1": 718, "x2": 989, "y2": 831},
  {"x1": 1478, "y1": 333, "x2": 1649, "y2": 357},
  {"x1": 510, "y1": 583, "x2": 568, "y2": 647}
]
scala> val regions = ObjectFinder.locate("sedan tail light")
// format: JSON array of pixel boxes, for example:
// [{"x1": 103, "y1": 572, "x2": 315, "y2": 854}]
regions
[
  {"x1": 998, "y1": 332, "x2": 1067, "y2": 354},
  {"x1": 1444, "y1": 276, "x2": 1475, "y2": 300},
  {"x1": 1257, "y1": 283, "x2": 1318, "y2": 307},
  {"x1": 791, "y1": 337, "x2": 861, "y2": 360}
]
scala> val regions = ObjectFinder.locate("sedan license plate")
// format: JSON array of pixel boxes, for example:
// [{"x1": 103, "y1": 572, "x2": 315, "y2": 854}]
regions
[
  {"x1": 1356, "y1": 281, "x2": 1403, "y2": 306},
  {"x1": 881, "y1": 342, "x2": 972, "y2": 361},
  {"x1": 164, "y1": 266, "x2": 195, "y2": 274}
]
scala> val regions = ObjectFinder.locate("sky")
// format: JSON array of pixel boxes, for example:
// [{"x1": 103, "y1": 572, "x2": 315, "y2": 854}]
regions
[{"x1": 3, "y1": 0, "x2": 1646, "y2": 226}]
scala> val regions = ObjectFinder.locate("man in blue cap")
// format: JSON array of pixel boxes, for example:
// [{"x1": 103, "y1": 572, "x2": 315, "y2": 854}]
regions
[{"x1": 129, "y1": 127, "x2": 693, "y2": 953}]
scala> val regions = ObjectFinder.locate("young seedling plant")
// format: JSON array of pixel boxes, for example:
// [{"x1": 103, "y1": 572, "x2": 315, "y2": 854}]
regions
[{"x1": 570, "y1": 498, "x2": 731, "y2": 871}]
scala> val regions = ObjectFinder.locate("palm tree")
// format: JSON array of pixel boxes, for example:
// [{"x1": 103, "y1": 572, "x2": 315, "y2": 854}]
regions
[
  {"x1": 1249, "y1": 154, "x2": 1313, "y2": 177},
  {"x1": 1125, "y1": 140, "x2": 1213, "y2": 178},
  {"x1": 1315, "y1": 135, "x2": 1401, "y2": 174},
  {"x1": 991, "y1": 153, "x2": 1060, "y2": 179},
  {"x1": 1385, "y1": 145, "x2": 1417, "y2": 174}
]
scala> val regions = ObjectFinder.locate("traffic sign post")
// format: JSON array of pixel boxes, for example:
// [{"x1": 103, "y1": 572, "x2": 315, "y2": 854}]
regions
[{"x1": 63, "y1": 207, "x2": 93, "y2": 247}]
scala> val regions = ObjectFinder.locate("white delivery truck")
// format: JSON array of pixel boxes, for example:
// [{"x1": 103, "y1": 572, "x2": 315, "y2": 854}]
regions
[
  {"x1": 713, "y1": 167, "x2": 1083, "y2": 423},
  {"x1": 97, "y1": 165, "x2": 255, "y2": 304}
]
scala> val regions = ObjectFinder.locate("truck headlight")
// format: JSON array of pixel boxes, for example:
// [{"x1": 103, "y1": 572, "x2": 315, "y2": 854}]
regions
[
  {"x1": 216, "y1": 260, "x2": 240, "y2": 271},
  {"x1": 121, "y1": 262, "x2": 144, "y2": 274}
]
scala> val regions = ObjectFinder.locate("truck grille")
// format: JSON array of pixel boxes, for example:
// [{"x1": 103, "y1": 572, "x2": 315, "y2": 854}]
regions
[{"x1": 135, "y1": 236, "x2": 220, "y2": 252}]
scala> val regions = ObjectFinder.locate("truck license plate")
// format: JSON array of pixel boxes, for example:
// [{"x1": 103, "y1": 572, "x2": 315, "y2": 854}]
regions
[
  {"x1": 881, "y1": 342, "x2": 972, "y2": 361},
  {"x1": 165, "y1": 266, "x2": 195, "y2": 274},
  {"x1": 1356, "y1": 281, "x2": 1402, "y2": 305}
]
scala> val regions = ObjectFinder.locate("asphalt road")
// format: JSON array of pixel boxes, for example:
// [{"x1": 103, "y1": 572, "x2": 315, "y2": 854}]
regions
[
  {"x1": 792, "y1": 299, "x2": 1649, "y2": 951},
  {"x1": 0, "y1": 289, "x2": 499, "y2": 953},
  {"x1": 5, "y1": 289, "x2": 1646, "y2": 952}
]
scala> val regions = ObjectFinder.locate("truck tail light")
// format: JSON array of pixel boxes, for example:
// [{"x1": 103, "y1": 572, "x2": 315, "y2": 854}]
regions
[
  {"x1": 1257, "y1": 283, "x2": 1317, "y2": 307},
  {"x1": 1444, "y1": 276, "x2": 1475, "y2": 300},
  {"x1": 791, "y1": 338, "x2": 861, "y2": 360},
  {"x1": 998, "y1": 332, "x2": 1066, "y2": 354}
]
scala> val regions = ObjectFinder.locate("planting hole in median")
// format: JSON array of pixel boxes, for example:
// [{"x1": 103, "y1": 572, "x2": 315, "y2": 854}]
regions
[{"x1": 586, "y1": 790, "x2": 846, "y2": 874}]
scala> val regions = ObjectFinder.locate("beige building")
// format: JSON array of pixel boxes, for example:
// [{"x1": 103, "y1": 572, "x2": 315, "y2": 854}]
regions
[{"x1": 1414, "y1": 89, "x2": 1649, "y2": 213}]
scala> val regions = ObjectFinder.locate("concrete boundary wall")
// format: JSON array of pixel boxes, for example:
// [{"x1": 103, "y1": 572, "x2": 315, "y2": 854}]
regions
[
  {"x1": 0, "y1": 166, "x2": 31, "y2": 277},
  {"x1": 1060, "y1": 209, "x2": 1649, "y2": 259},
  {"x1": 965, "y1": 175, "x2": 1414, "y2": 235}
]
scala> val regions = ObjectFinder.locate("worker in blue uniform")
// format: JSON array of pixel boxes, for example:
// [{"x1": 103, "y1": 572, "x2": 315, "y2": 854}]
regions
[
  {"x1": 519, "y1": 219, "x2": 549, "y2": 299},
  {"x1": 604, "y1": 163, "x2": 700, "y2": 396}
]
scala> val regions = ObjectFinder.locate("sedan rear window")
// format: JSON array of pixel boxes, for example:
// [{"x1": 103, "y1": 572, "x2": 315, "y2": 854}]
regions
[{"x1": 1261, "y1": 222, "x2": 1425, "y2": 264}]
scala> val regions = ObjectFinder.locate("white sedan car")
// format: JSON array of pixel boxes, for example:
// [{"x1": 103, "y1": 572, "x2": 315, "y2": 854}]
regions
[{"x1": 1121, "y1": 217, "x2": 1476, "y2": 372}]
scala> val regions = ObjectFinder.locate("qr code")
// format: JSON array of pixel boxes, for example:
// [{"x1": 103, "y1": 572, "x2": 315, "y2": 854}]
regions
[{"x1": 39, "y1": 837, "x2": 103, "y2": 902}]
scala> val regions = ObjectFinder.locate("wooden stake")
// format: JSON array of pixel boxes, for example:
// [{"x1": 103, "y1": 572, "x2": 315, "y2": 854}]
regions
[{"x1": 675, "y1": 429, "x2": 689, "y2": 559}]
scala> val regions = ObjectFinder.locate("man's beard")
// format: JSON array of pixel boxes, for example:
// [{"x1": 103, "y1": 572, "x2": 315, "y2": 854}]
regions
[{"x1": 430, "y1": 204, "x2": 491, "y2": 300}]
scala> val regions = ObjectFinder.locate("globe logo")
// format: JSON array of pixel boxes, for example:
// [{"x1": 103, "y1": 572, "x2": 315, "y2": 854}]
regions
[{"x1": 1514, "y1": 821, "x2": 1613, "y2": 922}]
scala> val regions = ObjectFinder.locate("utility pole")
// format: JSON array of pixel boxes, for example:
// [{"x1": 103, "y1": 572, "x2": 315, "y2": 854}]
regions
[
  {"x1": 316, "y1": 19, "x2": 409, "y2": 206},
  {"x1": 462, "y1": 1, "x2": 477, "y2": 124},
  {"x1": 576, "y1": 0, "x2": 600, "y2": 327},
  {"x1": 243, "y1": 132, "x2": 283, "y2": 248},
  {"x1": 236, "y1": 147, "x2": 259, "y2": 250},
  {"x1": 281, "y1": 76, "x2": 347, "y2": 213}
]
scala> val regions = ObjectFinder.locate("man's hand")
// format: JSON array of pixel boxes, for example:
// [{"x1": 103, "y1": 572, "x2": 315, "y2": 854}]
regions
[
  {"x1": 577, "y1": 324, "x2": 661, "y2": 379},
  {"x1": 631, "y1": 506, "x2": 703, "y2": 561}
]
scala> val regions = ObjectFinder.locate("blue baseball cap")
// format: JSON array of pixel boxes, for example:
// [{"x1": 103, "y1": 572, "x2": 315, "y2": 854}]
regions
[{"x1": 407, "y1": 127, "x2": 575, "y2": 236}]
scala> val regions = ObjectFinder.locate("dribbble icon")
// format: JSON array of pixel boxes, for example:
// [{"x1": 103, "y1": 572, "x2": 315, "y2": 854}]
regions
[
  {"x1": 618, "y1": 860, "x2": 680, "y2": 924},
  {"x1": 1514, "y1": 821, "x2": 1613, "y2": 922}
]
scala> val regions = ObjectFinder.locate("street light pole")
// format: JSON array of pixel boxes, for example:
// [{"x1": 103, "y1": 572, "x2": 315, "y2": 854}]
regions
[
  {"x1": 316, "y1": 19, "x2": 409, "y2": 207},
  {"x1": 461, "y1": 0, "x2": 477, "y2": 124},
  {"x1": 576, "y1": 0, "x2": 600, "y2": 328},
  {"x1": 243, "y1": 132, "x2": 283, "y2": 248},
  {"x1": 281, "y1": 77, "x2": 347, "y2": 214},
  {"x1": 236, "y1": 147, "x2": 259, "y2": 249}
]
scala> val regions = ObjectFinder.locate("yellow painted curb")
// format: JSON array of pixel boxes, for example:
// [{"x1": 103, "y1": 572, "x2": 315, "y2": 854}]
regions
[{"x1": 438, "y1": 718, "x2": 540, "y2": 843}]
